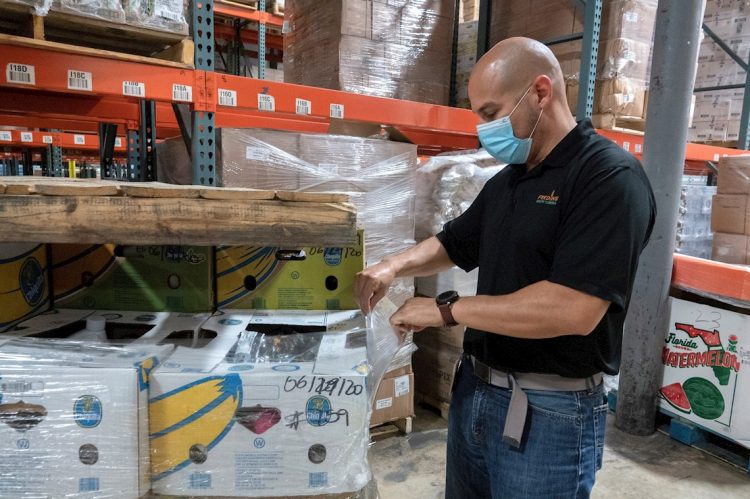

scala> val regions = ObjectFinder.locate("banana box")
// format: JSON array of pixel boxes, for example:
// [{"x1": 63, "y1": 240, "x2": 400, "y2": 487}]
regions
[
  {"x1": 149, "y1": 309, "x2": 371, "y2": 497},
  {"x1": 51, "y1": 244, "x2": 214, "y2": 313},
  {"x1": 216, "y1": 231, "x2": 364, "y2": 311},
  {"x1": 0, "y1": 243, "x2": 50, "y2": 331},
  {"x1": 0, "y1": 327, "x2": 175, "y2": 498}
]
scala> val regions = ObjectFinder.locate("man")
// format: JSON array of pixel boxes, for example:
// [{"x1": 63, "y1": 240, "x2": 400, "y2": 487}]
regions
[{"x1": 355, "y1": 38, "x2": 656, "y2": 498}]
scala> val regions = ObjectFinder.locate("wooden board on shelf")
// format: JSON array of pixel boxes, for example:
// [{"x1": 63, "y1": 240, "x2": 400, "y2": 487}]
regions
[
  {"x1": 0, "y1": 4, "x2": 193, "y2": 67},
  {"x1": 370, "y1": 417, "x2": 413, "y2": 439},
  {"x1": 199, "y1": 186, "x2": 276, "y2": 201},
  {"x1": 0, "y1": 178, "x2": 356, "y2": 246}
]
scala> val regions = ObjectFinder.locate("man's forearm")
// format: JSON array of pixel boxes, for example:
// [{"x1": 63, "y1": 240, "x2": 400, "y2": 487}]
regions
[
  {"x1": 384, "y1": 236, "x2": 456, "y2": 278},
  {"x1": 450, "y1": 281, "x2": 609, "y2": 339}
]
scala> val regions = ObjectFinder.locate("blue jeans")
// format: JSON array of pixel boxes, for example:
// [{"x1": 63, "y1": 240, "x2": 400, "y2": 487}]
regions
[{"x1": 445, "y1": 359, "x2": 608, "y2": 499}]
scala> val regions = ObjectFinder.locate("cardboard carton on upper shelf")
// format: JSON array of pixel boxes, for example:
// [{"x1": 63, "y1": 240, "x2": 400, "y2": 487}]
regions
[
  {"x1": 50, "y1": 244, "x2": 214, "y2": 313},
  {"x1": 710, "y1": 194, "x2": 749, "y2": 235},
  {"x1": 149, "y1": 309, "x2": 371, "y2": 497},
  {"x1": 712, "y1": 232, "x2": 749, "y2": 265},
  {"x1": 717, "y1": 155, "x2": 750, "y2": 195},
  {"x1": 0, "y1": 243, "x2": 49, "y2": 332}
]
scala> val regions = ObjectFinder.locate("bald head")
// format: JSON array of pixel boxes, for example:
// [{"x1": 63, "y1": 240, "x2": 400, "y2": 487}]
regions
[{"x1": 469, "y1": 37, "x2": 568, "y2": 121}]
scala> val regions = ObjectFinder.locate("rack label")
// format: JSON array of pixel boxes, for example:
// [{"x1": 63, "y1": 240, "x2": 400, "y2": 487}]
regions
[
  {"x1": 0, "y1": 131, "x2": 11, "y2": 141},
  {"x1": 218, "y1": 88, "x2": 237, "y2": 107},
  {"x1": 67, "y1": 70, "x2": 92, "y2": 91},
  {"x1": 258, "y1": 93, "x2": 275, "y2": 112},
  {"x1": 42, "y1": 135, "x2": 53, "y2": 144},
  {"x1": 74, "y1": 134, "x2": 86, "y2": 145},
  {"x1": 296, "y1": 98, "x2": 311, "y2": 115},
  {"x1": 115, "y1": 137, "x2": 123, "y2": 148},
  {"x1": 330, "y1": 104, "x2": 345, "y2": 119},
  {"x1": 123, "y1": 81, "x2": 145, "y2": 98},
  {"x1": 20, "y1": 132, "x2": 33, "y2": 143},
  {"x1": 6, "y1": 63, "x2": 35, "y2": 85},
  {"x1": 172, "y1": 84, "x2": 193, "y2": 102}
]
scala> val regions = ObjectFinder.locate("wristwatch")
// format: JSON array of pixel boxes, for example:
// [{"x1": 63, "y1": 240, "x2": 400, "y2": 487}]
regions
[{"x1": 436, "y1": 290, "x2": 460, "y2": 327}]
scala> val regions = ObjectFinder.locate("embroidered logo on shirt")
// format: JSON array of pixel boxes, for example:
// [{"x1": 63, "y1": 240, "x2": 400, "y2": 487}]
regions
[{"x1": 536, "y1": 190, "x2": 559, "y2": 205}]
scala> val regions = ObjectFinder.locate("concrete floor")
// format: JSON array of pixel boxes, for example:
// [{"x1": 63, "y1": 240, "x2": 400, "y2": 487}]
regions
[{"x1": 369, "y1": 405, "x2": 750, "y2": 499}]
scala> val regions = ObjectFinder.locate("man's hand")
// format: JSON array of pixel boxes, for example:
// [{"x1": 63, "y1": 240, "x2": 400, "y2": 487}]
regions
[
  {"x1": 390, "y1": 297, "x2": 445, "y2": 336},
  {"x1": 355, "y1": 260, "x2": 397, "y2": 314}
]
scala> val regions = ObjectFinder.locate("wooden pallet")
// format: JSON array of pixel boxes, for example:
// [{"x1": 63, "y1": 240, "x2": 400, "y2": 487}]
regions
[
  {"x1": 370, "y1": 416, "x2": 413, "y2": 439},
  {"x1": 607, "y1": 390, "x2": 750, "y2": 474},
  {"x1": 416, "y1": 391, "x2": 450, "y2": 421},
  {"x1": 0, "y1": 178, "x2": 357, "y2": 246},
  {"x1": 0, "y1": 3, "x2": 193, "y2": 67},
  {"x1": 592, "y1": 113, "x2": 647, "y2": 134}
]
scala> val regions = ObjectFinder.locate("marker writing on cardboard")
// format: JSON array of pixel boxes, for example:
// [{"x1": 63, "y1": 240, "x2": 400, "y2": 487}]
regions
[{"x1": 283, "y1": 376, "x2": 364, "y2": 397}]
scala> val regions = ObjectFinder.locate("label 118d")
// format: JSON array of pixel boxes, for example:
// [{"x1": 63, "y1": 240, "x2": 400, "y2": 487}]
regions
[{"x1": 6, "y1": 63, "x2": 35, "y2": 85}]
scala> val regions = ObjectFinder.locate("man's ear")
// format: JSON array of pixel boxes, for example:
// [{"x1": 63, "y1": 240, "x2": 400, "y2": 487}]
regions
[{"x1": 533, "y1": 75, "x2": 554, "y2": 107}]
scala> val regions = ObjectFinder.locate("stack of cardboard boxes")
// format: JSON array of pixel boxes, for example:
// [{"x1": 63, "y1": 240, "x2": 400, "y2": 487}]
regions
[
  {"x1": 489, "y1": 0, "x2": 656, "y2": 125},
  {"x1": 712, "y1": 155, "x2": 750, "y2": 264},
  {"x1": 455, "y1": 19, "x2": 479, "y2": 109},
  {"x1": 690, "y1": 0, "x2": 750, "y2": 144},
  {"x1": 283, "y1": 0, "x2": 456, "y2": 105}
]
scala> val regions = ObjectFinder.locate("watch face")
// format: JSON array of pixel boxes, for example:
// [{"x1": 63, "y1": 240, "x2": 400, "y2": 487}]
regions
[{"x1": 437, "y1": 290, "x2": 459, "y2": 305}]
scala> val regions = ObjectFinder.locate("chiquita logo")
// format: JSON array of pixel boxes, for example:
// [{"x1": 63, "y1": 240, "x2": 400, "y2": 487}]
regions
[
  {"x1": 536, "y1": 190, "x2": 559, "y2": 205},
  {"x1": 19, "y1": 258, "x2": 45, "y2": 307}
]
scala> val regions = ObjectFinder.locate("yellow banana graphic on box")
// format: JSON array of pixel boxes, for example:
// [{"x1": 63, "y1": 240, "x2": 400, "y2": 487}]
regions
[
  {"x1": 150, "y1": 375, "x2": 243, "y2": 480},
  {"x1": 0, "y1": 244, "x2": 48, "y2": 328},
  {"x1": 216, "y1": 246, "x2": 280, "y2": 308},
  {"x1": 50, "y1": 244, "x2": 117, "y2": 300}
]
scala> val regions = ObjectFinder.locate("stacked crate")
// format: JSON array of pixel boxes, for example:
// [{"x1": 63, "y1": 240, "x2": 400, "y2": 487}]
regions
[{"x1": 711, "y1": 155, "x2": 750, "y2": 264}]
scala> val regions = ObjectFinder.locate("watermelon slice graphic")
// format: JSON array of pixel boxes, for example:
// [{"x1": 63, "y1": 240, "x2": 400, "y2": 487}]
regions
[{"x1": 660, "y1": 383, "x2": 692, "y2": 414}]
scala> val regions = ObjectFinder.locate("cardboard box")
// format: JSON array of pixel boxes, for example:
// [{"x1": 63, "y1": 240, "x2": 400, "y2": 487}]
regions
[
  {"x1": 659, "y1": 298, "x2": 750, "y2": 448},
  {"x1": 370, "y1": 372, "x2": 415, "y2": 427},
  {"x1": 0, "y1": 311, "x2": 176, "y2": 498},
  {"x1": 0, "y1": 243, "x2": 49, "y2": 331},
  {"x1": 419, "y1": 326, "x2": 465, "y2": 350},
  {"x1": 594, "y1": 78, "x2": 646, "y2": 118},
  {"x1": 216, "y1": 231, "x2": 364, "y2": 311},
  {"x1": 415, "y1": 267, "x2": 479, "y2": 298},
  {"x1": 150, "y1": 310, "x2": 371, "y2": 497},
  {"x1": 51, "y1": 244, "x2": 214, "y2": 313},
  {"x1": 412, "y1": 340, "x2": 462, "y2": 403},
  {"x1": 711, "y1": 194, "x2": 749, "y2": 234},
  {"x1": 712, "y1": 232, "x2": 749, "y2": 265},
  {"x1": 717, "y1": 155, "x2": 750, "y2": 195}
]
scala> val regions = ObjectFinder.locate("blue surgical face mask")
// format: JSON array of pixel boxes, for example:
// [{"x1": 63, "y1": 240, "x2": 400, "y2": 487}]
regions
[{"x1": 476, "y1": 85, "x2": 543, "y2": 164}]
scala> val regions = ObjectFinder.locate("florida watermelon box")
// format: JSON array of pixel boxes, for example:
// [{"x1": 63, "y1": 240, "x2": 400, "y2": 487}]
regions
[
  {"x1": 659, "y1": 298, "x2": 750, "y2": 448},
  {"x1": 51, "y1": 244, "x2": 214, "y2": 313}
]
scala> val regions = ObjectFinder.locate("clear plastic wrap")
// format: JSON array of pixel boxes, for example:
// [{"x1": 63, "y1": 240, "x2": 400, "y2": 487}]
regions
[
  {"x1": 0, "y1": 0, "x2": 52, "y2": 15},
  {"x1": 0, "y1": 316, "x2": 178, "y2": 499},
  {"x1": 51, "y1": 0, "x2": 126, "y2": 23},
  {"x1": 2, "y1": 307, "x2": 403, "y2": 498},
  {"x1": 158, "y1": 129, "x2": 418, "y2": 267},
  {"x1": 675, "y1": 180, "x2": 716, "y2": 260},
  {"x1": 415, "y1": 148, "x2": 505, "y2": 242},
  {"x1": 122, "y1": 0, "x2": 189, "y2": 35},
  {"x1": 149, "y1": 307, "x2": 401, "y2": 497},
  {"x1": 283, "y1": 0, "x2": 455, "y2": 105}
]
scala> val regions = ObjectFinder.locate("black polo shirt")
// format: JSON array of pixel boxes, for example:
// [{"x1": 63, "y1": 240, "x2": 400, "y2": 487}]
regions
[{"x1": 436, "y1": 119, "x2": 656, "y2": 378}]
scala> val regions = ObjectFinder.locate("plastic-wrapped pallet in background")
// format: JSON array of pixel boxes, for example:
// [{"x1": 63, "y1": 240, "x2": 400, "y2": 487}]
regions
[
  {"x1": 690, "y1": 0, "x2": 750, "y2": 144},
  {"x1": 283, "y1": 0, "x2": 456, "y2": 105},
  {"x1": 490, "y1": 0, "x2": 657, "y2": 122},
  {"x1": 675, "y1": 176, "x2": 716, "y2": 260},
  {"x1": 51, "y1": 0, "x2": 125, "y2": 23},
  {"x1": 157, "y1": 128, "x2": 418, "y2": 306},
  {"x1": 122, "y1": 0, "x2": 189, "y2": 35},
  {"x1": 0, "y1": 0, "x2": 52, "y2": 15}
]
